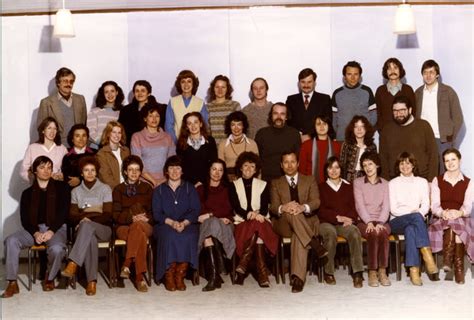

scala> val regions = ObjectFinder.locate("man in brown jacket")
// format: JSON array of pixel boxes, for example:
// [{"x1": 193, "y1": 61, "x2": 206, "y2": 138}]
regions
[{"x1": 270, "y1": 151, "x2": 327, "y2": 293}]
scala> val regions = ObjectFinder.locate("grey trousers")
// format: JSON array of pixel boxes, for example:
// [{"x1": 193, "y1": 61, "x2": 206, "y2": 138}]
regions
[
  {"x1": 319, "y1": 223, "x2": 364, "y2": 275},
  {"x1": 4, "y1": 224, "x2": 67, "y2": 281},
  {"x1": 68, "y1": 220, "x2": 111, "y2": 282}
]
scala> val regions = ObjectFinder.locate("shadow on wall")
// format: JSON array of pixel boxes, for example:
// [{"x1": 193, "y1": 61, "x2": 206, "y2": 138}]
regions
[
  {"x1": 396, "y1": 33, "x2": 419, "y2": 49},
  {"x1": 38, "y1": 26, "x2": 62, "y2": 53},
  {"x1": 29, "y1": 78, "x2": 58, "y2": 143}
]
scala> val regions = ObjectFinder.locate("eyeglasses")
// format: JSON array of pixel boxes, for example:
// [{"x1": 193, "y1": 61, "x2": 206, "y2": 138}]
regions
[
  {"x1": 392, "y1": 108, "x2": 408, "y2": 114},
  {"x1": 60, "y1": 79, "x2": 75, "y2": 84}
]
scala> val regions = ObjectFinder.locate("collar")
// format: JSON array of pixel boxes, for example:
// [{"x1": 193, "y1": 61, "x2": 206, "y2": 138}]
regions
[
  {"x1": 57, "y1": 92, "x2": 73, "y2": 105},
  {"x1": 326, "y1": 178, "x2": 349, "y2": 189},
  {"x1": 187, "y1": 135, "x2": 205, "y2": 146},
  {"x1": 423, "y1": 82, "x2": 438, "y2": 93},
  {"x1": 301, "y1": 91, "x2": 314, "y2": 101},
  {"x1": 442, "y1": 171, "x2": 465, "y2": 183},
  {"x1": 74, "y1": 147, "x2": 87, "y2": 154},
  {"x1": 285, "y1": 174, "x2": 299, "y2": 185},
  {"x1": 225, "y1": 134, "x2": 250, "y2": 146},
  {"x1": 364, "y1": 176, "x2": 382, "y2": 184},
  {"x1": 386, "y1": 81, "x2": 402, "y2": 92},
  {"x1": 344, "y1": 83, "x2": 361, "y2": 90},
  {"x1": 400, "y1": 115, "x2": 415, "y2": 127}
]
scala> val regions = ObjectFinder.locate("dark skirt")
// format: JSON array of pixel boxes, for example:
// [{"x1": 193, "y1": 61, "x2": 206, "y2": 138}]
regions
[
  {"x1": 153, "y1": 223, "x2": 199, "y2": 281},
  {"x1": 198, "y1": 217, "x2": 235, "y2": 258},
  {"x1": 234, "y1": 219, "x2": 279, "y2": 257}
]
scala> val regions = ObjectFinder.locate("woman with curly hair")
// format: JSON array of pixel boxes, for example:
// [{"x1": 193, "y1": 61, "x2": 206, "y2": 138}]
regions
[{"x1": 340, "y1": 115, "x2": 376, "y2": 182}]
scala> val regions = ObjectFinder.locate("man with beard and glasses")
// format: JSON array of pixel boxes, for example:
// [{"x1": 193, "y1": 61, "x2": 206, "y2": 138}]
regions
[
  {"x1": 379, "y1": 95, "x2": 438, "y2": 181},
  {"x1": 375, "y1": 58, "x2": 416, "y2": 132},
  {"x1": 37, "y1": 67, "x2": 87, "y2": 145},
  {"x1": 255, "y1": 103, "x2": 301, "y2": 182}
]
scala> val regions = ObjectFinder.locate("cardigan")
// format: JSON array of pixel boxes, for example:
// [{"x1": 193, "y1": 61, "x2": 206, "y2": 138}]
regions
[
  {"x1": 112, "y1": 181, "x2": 153, "y2": 225},
  {"x1": 176, "y1": 136, "x2": 217, "y2": 185},
  {"x1": 340, "y1": 142, "x2": 377, "y2": 183},
  {"x1": 96, "y1": 144, "x2": 131, "y2": 190}
]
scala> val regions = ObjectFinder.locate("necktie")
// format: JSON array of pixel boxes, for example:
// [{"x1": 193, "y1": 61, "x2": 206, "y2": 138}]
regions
[
  {"x1": 290, "y1": 177, "x2": 296, "y2": 189},
  {"x1": 304, "y1": 94, "x2": 310, "y2": 109}
]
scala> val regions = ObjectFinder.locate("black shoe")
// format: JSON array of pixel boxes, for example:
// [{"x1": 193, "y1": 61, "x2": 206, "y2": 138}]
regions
[
  {"x1": 291, "y1": 276, "x2": 304, "y2": 293},
  {"x1": 310, "y1": 237, "x2": 328, "y2": 258},
  {"x1": 202, "y1": 246, "x2": 220, "y2": 292},
  {"x1": 234, "y1": 272, "x2": 245, "y2": 285},
  {"x1": 324, "y1": 273, "x2": 336, "y2": 285},
  {"x1": 428, "y1": 272, "x2": 440, "y2": 281}
]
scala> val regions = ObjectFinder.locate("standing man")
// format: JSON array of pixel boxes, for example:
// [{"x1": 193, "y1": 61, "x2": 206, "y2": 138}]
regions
[
  {"x1": 37, "y1": 67, "x2": 87, "y2": 145},
  {"x1": 332, "y1": 61, "x2": 376, "y2": 141},
  {"x1": 375, "y1": 58, "x2": 416, "y2": 132},
  {"x1": 286, "y1": 68, "x2": 332, "y2": 143},
  {"x1": 2, "y1": 156, "x2": 69, "y2": 298},
  {"x1": 270, "y1": 151, "x2": 327, "y2": 293},
  {"x1": 379, "y1": 96, "x2": 438, "y2": 181},
  {"x1": 255, "y1": 103, "x2": 301, "y2": 182},
  {"x1": 415, "y1": 59, "x2": 463, "y2": 173},
  {"x1": 242, "y1": 77, "x2": 273, "y2": 139}
]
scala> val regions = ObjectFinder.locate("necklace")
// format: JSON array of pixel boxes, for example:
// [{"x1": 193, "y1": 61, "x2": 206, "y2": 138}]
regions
[
  {"x1": 168, "y1": 183, "x2": 181, "y2": 204},
  {"x1": 230, "y1": 137, "x2": 246, "y2": 157}
]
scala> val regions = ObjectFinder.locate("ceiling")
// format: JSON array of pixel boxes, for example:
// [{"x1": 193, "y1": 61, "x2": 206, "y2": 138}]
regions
[{"x1": 2, "y1": 0, "x2": 471, "y2": 15}]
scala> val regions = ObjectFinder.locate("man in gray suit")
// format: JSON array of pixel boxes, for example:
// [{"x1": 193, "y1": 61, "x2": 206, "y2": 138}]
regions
[
  {"x1": 270, "y1": 151, "x2": 327, "y2": 293},
  {"x1": 37, "y1": 67, "x2": 87, "y2": 146}
]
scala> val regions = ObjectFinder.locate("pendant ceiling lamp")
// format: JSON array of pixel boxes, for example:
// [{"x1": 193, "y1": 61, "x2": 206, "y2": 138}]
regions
[
  {"x1": 53, "y1": 0, "x2": 75, "y2": 38},
  {"x1": 394, "y1": 0, "x2": 416, "y2": 35}
]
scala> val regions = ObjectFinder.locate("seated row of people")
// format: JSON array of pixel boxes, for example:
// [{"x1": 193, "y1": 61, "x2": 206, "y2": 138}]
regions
[{"x1": 3, "y1": 146, "x2": 472, "y2": 298}]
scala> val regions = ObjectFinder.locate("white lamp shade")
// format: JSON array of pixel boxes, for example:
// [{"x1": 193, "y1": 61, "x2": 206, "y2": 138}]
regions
[
  {"x1": 53, "y1": 9, "x2": 75, "y2": 38},
  {"x1": 394, "y1": 4, "x2": 416, "y2": 35}
]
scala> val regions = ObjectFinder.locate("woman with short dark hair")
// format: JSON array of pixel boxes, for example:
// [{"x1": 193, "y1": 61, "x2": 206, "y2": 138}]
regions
[
  {"x1": 152, "y1": 155, "x2": 200, "y2": 291},
  {"x1": 113, "y1": 155, "x2": 153, "y2": 292},
  {"x1": 229, "y1": 151, "x2": 278, "y2": 287},
  {"x1": 61, "y1": 156, "x2": 113, "y2": 296}
]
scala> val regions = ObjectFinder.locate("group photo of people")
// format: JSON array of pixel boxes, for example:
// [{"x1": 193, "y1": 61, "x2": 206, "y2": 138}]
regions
[{"x1": 3, "y1": 54, "x2": 471, "y2": 302}]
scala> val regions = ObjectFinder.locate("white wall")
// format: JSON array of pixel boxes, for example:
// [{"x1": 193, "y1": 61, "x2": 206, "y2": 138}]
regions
[{"x1": 2, "y1": 5, "x2": 473, "y2": 256}]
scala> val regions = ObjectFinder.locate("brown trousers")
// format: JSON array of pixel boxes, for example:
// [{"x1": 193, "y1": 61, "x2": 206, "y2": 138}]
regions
[
  {"x1": 357, "y1": 222, "x2": 391, "y2": 270},
  {"x1": 116, "y1": 221, "x2": 153, "y2": 276},
  {"x1": 272, "y1": 214, "x2": 320, "y2": 281}
]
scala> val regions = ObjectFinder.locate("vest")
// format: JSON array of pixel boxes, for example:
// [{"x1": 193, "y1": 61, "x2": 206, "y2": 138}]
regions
[
  {"x1": 170, "y1": 95, "x2": 204, "y2": 137},
  {"x1": 438, "y1": 174, "x2": 470, "y2": 210},
  {"x1": 233, "y1": 178, "x2": 267, "y2": 212}
]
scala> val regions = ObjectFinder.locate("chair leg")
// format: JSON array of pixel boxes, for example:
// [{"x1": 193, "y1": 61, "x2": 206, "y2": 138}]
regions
[
  {"x1": 28, "y1": 248, "x2": 32, "y2": 291},
  {"x1": 230, "y1": 254, "x2": 236, "y2": 285},
  {"x1": 395, "y1": 238, "x2": 401, "y2": 281},
  {"x1": 279, "y1": 241, "x2": 285, "y2": 284}
]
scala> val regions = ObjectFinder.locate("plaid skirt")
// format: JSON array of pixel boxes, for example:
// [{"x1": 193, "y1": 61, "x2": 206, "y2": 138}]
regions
[
  {"x1": 234, "y1": 219, "x2": 279, "y2": 257},
  {"x1": 428, "y1": 216, "x2": 473, "y2": 262}
]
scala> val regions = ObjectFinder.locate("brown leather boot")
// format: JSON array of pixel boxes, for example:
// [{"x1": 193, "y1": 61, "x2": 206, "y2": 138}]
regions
[
  {"x1": 378, "y1": 267, "x2": 391, "y2": 286},
  {"x1": 368, "y1": 270, "x2": 379, "y2": 287},
  {"x1": 454, "y1": 243, "x2": 465, "y2": 284},
  {"x1": 61, "y1": 261, "x2": 78, "y2": 278},
  {"x1": 255, "y1": 244, "x2": 270, "y2": 288},
  {"x1": 164, "y1": 262, "x2": 177, "y2": 291},
  {"x1": 175, "y1": 262, "x2": 188, "y2": 291},
  {"x1": 442, "y1": 229, "x2": 455, "y2": 272},
  {"x1": 236, "y1": 234, "x2": 257, "y2": 275},
  {"x1": 409, "y1": 267, "x2": 422, "y2": 286},
  {"x1": 1, "y1": 281, "x2": 19, "y2": 298},
  {"x1": 86, "y1": 281, "x2": 96, "y2": 296},
  {"x1": 420, "y1": 247, "x2": 438, "y2": 274}
]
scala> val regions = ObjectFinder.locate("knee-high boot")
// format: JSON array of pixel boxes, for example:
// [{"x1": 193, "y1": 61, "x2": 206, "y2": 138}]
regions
[
  {"x1": 255, "y1": 244, "x2": 270, "y2": 288},
  {"x1": 213, "y1": 238, "x2": 227, "y2": 275},
  {"x1": 454, "y1": 243, "x2": 465, "y2": 284},
  {"x1": 234, "y1": 234, "x2": 257, "y2": 285},
  {"x1": 202, "y1": 246, "x2": 222, "y2": 292},
  {"x1": 442, "y1": 229, "x2": 456, "y2": 272},
  {"x1": 420, "y1": 247, "x2": 438, "y2": 275},
  {"x1": 175, "y1": 262, "x2": 189, "y2": 291}
]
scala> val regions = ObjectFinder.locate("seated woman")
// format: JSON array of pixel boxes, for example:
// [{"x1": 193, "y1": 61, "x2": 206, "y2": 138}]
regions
[
  {"x1": 218, "y1": 111, "x2": 259, "y2": 181},
  {"x1": 21, "y1": 117, "x2": 67, "y2": 182},
  {"x1": 61, "y1": 124, "x2": 96, "y2": 188},
  {"x1": 96, "y1": 121, "x2": 130, "y2": 190},
  {"x1": 340, "y1": 115, "x2": 377, "y2": 183},
  {"x1": 206, "y1": 75, "x2": 241, "y2": 144},
  {"x1": 113, "y1": 155, "x2": 153, "y2": 292},
  {"x1": 87, "y1": 81, "x2": 124, "y2": 148},
  {"x1": 2, "y1": 156, "x2": 68, "y2": 298},
  {"x1": 152, "y1": 155, "x2": 200, "y2": 291},
  {"x1": 61, "y1": 156, "x2": 113, "y2": 296},
  {"x1": 176, "y1": 112, "x2": 217, "y2": 186},
  {"x1": 131, "y1": 104, "x2": 175, "y2": 187},
  {"x1": 318, "y1": 156, "x2": 364, "y2": 288},
  {"x1": 165, "y1": 70, "x2": 208, "y2": 143},
  {"x1": 197, "y1": 159, "x2": 236, "y2": 292},
  {"x1": 299, "y1": 115, "x2": 341, "y2": 183},
  {"x1": 353, "y1": 152, "x2": 391, "y2": 287},
  {"x1": 428, "y1": 148, "x2": 473, "y2": 284},
  {"x1": 388, "y1": 152, "x2": 438, "y2": 286},
  {"x1": 229, "y1": 152, "x2": 278, "y2": 287}
]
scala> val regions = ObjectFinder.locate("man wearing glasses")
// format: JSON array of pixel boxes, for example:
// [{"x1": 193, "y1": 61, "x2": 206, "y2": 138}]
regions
[
  {"x1": 37, "y1": 67, "x2": 87, "y2": 145},
  {"x1": 379, "y1": 95, "x2": 438, "y2": 181}
]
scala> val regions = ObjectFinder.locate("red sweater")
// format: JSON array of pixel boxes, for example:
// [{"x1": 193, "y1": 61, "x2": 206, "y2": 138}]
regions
[{"x1": 318, "y1": 181, "x2": 358, "y2": 225}]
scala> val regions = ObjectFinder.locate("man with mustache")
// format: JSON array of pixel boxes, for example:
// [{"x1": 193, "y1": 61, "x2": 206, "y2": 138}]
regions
[
  {"x1": 379, "y1": 95, "x2": 438, "y2": 181},
  {"x1": 37, "y1": 67, "x2": 87, "y2": 145},
  {"x1": 286, "y1": 68, "x2": 332, "y2": 143},
  {"x1": 255, "y1": 103, "x2": 301, "y2": 182},
  {"x1": 375, "y1": 58, "x2": 416, "y2": 132}
]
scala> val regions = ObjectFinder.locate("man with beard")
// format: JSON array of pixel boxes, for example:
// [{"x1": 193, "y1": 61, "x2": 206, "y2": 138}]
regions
[
  {"x1": 37, "y1": 67, "x2": 87, "y2": 145},
  {"x1": 375, "y1": 58, "x2": 416, "y2": 132},
  {"x1": 255, "y1": 103, "x2": 301, "y2": 182},
  {"x1": 286, "y1": 68, "x2": 332, "y2": 143},
  {"x1": 379, "y1": 95, "x2": 438, "y2": 181}
]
